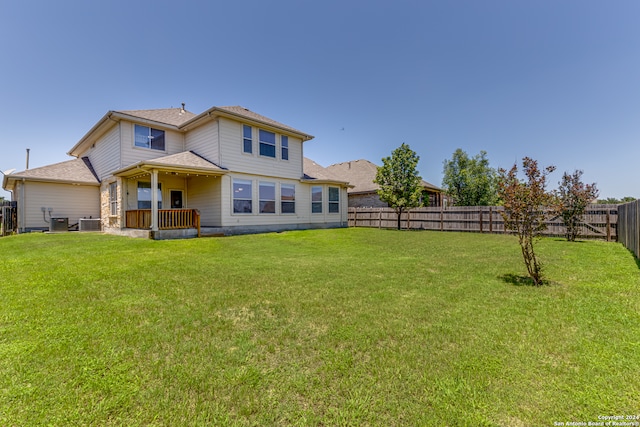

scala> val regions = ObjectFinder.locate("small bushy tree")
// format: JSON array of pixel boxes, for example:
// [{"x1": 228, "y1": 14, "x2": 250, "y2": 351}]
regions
[
  {"x1": 374, "y1": 143, "x2": 423, "y2": 230},
  {"x1": 555, "y1": 170, "x2": 599, "y2": 242},
  {"x1": 442, "y1": 149, "x2": 498, "y2": 206},
  {"x1": 497, "y1": 157, "x2": 556, "y2": 286}
]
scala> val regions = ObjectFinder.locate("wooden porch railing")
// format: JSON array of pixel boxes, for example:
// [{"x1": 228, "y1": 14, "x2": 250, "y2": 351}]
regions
[{"x1": 125, "y1": 209, "x2": 201, "y2": 237}]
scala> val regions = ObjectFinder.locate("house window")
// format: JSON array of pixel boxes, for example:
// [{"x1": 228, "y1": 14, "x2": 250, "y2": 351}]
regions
[
  {"x1": 259, "y1": 182, "x2": 276, "y2": 214},
  {"x1": 311, "y1": 186, "x2": 323, "y2": 213},
  {"x1": 243, "y1": 125, "x2": 253, "y2": 154},
  {"x1": 281, "y1": 184, "x2": 295, "y2": 214},
  {"x1": 109, "y1": 182, "x2": 118, "y2": 216},
  {"x1": 233, "y1": 179, "x2": 252, "y2": 213},
  {"x1": 134, "y1": 125, "x2": 165, "y2": 151},
  {"x1": 137, "y1": 182, "x2": 162, "y2": 209},
  {"x1": 328, "y1": 187, "x2": 340, "y2": 213},
  {"x1": 281, "y1": 135, "x2": 289, "y2": 160},
  {"x1": 259, "y1": 129, "x2": 276, "y2": 158}
]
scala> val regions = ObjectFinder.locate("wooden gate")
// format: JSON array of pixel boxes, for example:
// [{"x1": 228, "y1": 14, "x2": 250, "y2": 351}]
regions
[{"x1": 1, "y1": 202, "x2": 17, "y2": 236}]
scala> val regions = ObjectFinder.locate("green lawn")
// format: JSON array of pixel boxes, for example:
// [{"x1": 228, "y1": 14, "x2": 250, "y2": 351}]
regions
[{"x1": 0, "y1": 229, "x2": 638, "y2": 426}]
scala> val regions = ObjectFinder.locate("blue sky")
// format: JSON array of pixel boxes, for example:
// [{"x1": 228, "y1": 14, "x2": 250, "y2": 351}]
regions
[{"x1": 1, "y1": 0, "x2": 639, "y2": 200}]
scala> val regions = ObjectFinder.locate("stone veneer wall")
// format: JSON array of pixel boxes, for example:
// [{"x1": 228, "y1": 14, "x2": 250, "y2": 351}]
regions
[
  {"x1": 348, "y1": 192, "x2": 388, "y2": 208},
  {"x1": 100, "y1": 178, "x2": 122, "y2": 231}
]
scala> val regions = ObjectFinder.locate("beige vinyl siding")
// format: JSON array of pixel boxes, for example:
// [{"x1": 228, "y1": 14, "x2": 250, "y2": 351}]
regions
[
  {"x1": 219, "y1": 173, "x2": 347, "y2": 227},
  {"x1": 123, "y1": 175, "x2": 187, "y2": 211},
  {"x1": 79, "y1": 123, "x2": 121, "y2": 181},
  {"x1": 218, "y1": 118, "x2": 303, "y2": 180},
  {"x1": 184, "y1": 120, "x2": 219, "y2": 164},
  {"x1": 188, "y1": 176, "x2": 222, "y2": 226},
  {"x1": 306, "y1": 185, "x2": 349, "y2": 225},
  {"x1": 120, "y1": 121, "x2": 185, "y2": 166},
  {"x1": 20, "y1": 181, "x2": 99, "y2": 230}
]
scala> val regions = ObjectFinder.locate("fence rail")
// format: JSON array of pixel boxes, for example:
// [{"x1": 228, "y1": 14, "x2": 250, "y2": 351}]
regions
[
  {"x1": 618, "y1": 200, "x2": 640, "y2": 258},
  {"x1": 348, "y1": 205, "x2": 618, "y2": 241}
]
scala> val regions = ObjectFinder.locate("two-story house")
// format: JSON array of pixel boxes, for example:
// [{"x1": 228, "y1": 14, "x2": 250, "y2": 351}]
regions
[{"x1": 2, "y1": 105, "x2": 350, "y2": 238}]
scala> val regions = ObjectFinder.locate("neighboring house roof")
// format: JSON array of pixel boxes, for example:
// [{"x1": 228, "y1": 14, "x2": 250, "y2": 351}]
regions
[
  {"x1": 2, "y1": 158, "x2": 100, "y2": 190},
  {"x1": 325, "y1": 159, "x2": 441, "y2": 194},
  {"x1": 302, "y1": 158, "x2": 351, "y2": 186},
  {"x1": 112, "y1": 151, "x2": 227, "y2": 177}
]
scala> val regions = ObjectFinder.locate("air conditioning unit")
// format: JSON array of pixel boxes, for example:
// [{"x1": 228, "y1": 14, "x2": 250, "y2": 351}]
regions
[
  {"x1": 79, "y1": 218, "x2": 101, "y2": 232},
  {"x1": 50, "y1": 217, "x2": 69, "y2": 232}
]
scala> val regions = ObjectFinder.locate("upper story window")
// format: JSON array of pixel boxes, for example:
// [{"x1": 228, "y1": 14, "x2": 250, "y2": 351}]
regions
[
  {"x1": 281, "y1": 136, "x2": 289, "y2": 160},
  {"x1": 259, "y1": 129, "x2": 276, "y2": 158},
  {"x1": 243, "y1": 125, "x2": 253, "y2": 154},
  {"x1": 311, "y1": 186, "x2": 323, "y2": 213},
  {"x1": 328, "y1": 187, "x2": 340, "y2": 213},
  {"x1": 135, "y1": 125, "x2": 165, "y2": 151}
]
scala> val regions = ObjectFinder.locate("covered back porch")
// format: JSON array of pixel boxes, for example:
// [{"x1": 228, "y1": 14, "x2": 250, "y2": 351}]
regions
[{"x1": 112, "y1": 151, "x2": 226, "y2": 239}]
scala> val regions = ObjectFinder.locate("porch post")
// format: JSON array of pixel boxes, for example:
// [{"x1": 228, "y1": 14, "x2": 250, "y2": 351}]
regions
[{"x1": 151, "y1": 169, "x2": 158, "y2": 231}]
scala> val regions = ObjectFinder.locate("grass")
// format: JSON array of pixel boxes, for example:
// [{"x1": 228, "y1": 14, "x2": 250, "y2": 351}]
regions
[{"x1": 0, "y1": 228, "x2": 638, "y2": 426}]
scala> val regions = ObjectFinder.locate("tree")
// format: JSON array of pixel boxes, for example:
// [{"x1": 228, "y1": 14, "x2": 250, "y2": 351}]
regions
[
  {"x1": 555, "y1": 170, "x2": 599, "y2": 242},
  {"x1": 374, "y1": 143, "x2": 423, "y2": 230},
  {"x1": 442, "y1": 149, "x2": 498, "y2": 206},
  {"x1": 497, "y1": 157, "x2": 556, "y2": 286},
  {"x1": 597, "y1": 196, "x2": 636, "y2": 204}
]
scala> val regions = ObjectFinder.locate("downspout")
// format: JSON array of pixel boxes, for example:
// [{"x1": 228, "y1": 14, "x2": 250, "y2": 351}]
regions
[{"x1": 20, "y1": 178, "x2": 25, "y2": 233}]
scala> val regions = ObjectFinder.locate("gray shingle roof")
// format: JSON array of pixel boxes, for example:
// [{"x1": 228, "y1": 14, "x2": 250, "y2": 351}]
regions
[
  {"x1": 117, "y1": 108, "x2": 197, "y2": 127},
  {"x1": 326, "y1": 159, "x2": 441, "y2": 194},
  {"x1": 143, "y1": 151, "x2": 225, "y2": 170},
  {"x1": 6, "y1": 158, "x2": 100, "y2": 185},
  {"x1": 302, "y1": 158, "x2": 349, "y2": 184},
  {"x1": 214, "y1": 106, "x2": 311, "y2": 137}
]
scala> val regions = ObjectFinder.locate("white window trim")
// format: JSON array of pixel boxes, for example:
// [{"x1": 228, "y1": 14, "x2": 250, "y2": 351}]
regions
[
  {"x1": 259, "y1": 181, "x2": 276, "y2": 214},
  {"x1": 328, "y1": 186, "x2": 340, "y2": 214},
  {"x1": 242, "y1": 125, "x2": 253, "y2": 155},
  {"x1": 232, "y1": 179, "x2": 253, "y2": 215},
  {"x1": 280, "y1": 183, "x2": 296, "y2": 215},
  {"x1": 133, "y1": 124, "x2": 166, "y2": 152},
  {"x1": 311, "y1": 186, "x2": 323, "y2": 214}
]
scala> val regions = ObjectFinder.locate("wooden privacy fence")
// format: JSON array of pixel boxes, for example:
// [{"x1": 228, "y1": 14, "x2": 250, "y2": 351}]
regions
[
  {"x1": 617, "y1": 200, "x2": 640, "y2": 258},
  {"x1": 348, "y1": 204, "x2": 618, "y2": 241},
  {"x1": 1, "y1": 201, "x2": 17, "y2": 236}
]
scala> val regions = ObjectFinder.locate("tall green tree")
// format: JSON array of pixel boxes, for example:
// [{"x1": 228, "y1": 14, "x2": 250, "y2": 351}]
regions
[
  {"x1": 597, "y1": 196, "x2": 636, "y2": 204},
  {"x1": 555, "y1": 170, "x2": 599, "y2": 242},
  {"x1": 442, "y1": 149, "x2": 498, "y2": 206},
  {"x1": 497, "y1": 157, "x2": 556, "y2": 286},
  {"x1": 374, "y1": 143, "x2": 423, "y2": 230}
]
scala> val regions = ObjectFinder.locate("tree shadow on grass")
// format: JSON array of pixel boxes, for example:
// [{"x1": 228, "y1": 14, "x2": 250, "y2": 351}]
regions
[{"x1": 499, "y1": 273, "x2": 560, "y2": 287}]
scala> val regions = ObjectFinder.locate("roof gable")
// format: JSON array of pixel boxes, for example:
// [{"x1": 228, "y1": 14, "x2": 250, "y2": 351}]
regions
[{"x1": 112, "y1": 151, "x2": 226, "y2": 177}]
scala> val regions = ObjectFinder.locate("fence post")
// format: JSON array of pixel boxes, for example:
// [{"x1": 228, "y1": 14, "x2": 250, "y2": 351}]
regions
[
  {"x1": 379, "y1": 209, "x2": 382, "y2": 229},
  {"x1": 479, "y1": 208, "x2": 483, "y2": 233},
  {"x1": 606, "y1": 210, "x2": 610, "y2": 242},
  {"x1": 489, "y1": 207, "x2": 493, "y2": 233}
]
